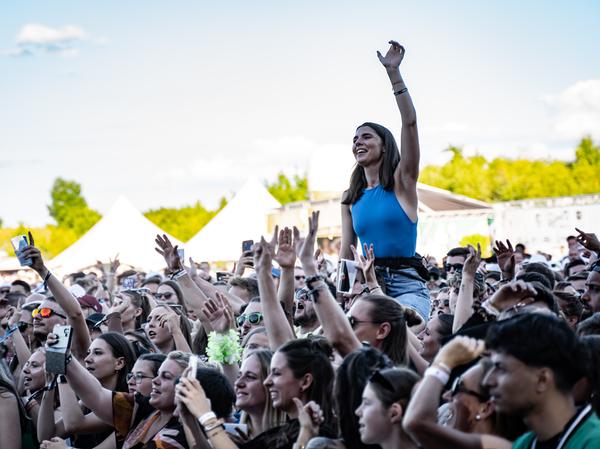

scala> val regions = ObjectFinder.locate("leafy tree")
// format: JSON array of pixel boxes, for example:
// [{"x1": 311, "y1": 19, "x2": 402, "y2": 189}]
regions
[
  {"x1": 144, "y1": 198, "x2": 227, "y2": 242},
  {"x1": 420, "y1": 137, "x2": 600, "y2": 202},
  {"x1": 47, "y1": 178, "x2": 101, "y2": 236},
  {"x1": 266, "y1": 172, "x2": 309, "y2": 205},
  {"x1": 0, "y1": 225, "x2": 78, "y2": 259}
]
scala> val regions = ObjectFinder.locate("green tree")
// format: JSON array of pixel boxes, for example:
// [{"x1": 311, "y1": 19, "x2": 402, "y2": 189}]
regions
[
  {"x1": 266, "y1": 172, "x2": 309, "y2": 205},
  {"x1": 144, "y1": 198, "x2": 227, "y2": 242},
  {"x1": 420, "y1": 137, "x2": 600, "y2": 202},
  {"x1": 47, "y1": 178, "x2": 101, "y2": 236}
]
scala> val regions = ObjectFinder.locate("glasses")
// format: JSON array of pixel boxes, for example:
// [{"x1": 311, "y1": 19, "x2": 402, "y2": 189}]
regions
[
  {"x1": 295, "y1": 275, "x2": 306, "y2": 281},
  {"x1": 369, "y1": 370, "x2": 397, "y2": 393},
  {"x1": 126, "y1": 372, "x2": 154, "y2": 384},
  {"x1": 32, "y1": 307, "x2": 67, "y2": 320},
  {"x1": 295, "y1": 289, "x2": 309, "y2": 301},
  {"x1": 155, "y1": 292, "x2": 174, "y2": 300},
  {"x1": 450, "y1": 376, "x2": 488, "y2": 401},
  {"x1": 445, "y1": 263, "x2": 463, "y2": 272},
  {"x1": 348, "y1": 316, "x2": 382, "y2": 329},
  {"x1": 236, "y1": 312, "x2": 263, "y2": 327}
]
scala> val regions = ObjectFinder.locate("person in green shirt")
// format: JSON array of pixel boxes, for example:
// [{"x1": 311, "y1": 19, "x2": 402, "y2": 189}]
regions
[{"x1": 484, "y1": 313, "x2": 600, "y2": 449}]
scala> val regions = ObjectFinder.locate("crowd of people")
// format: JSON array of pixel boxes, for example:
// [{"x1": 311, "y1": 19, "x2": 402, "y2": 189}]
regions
[{"x1": 1, "y1": 41, "x2": 600, "y2": 449}]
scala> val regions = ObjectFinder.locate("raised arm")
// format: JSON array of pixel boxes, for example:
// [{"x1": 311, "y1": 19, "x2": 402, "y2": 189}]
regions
[
  {"x1": 297, "y1": 212, "x2": 360, "y2": 356},
  {"x1": 254, "y1": 237, "x2": 295, "y2": 349},
  {"x1": 453, "y1": 244, "x2": 481, "y2": 333},
  {"x1": 273, "y1": 227, "x2": 298, "y2": 328},
  {"x1": 377, "y1": 41, "x2": 419, "y2": 190},
  {"x1": 340, "y1": 203, "x2": 357, "y2": 260},
  {"x1": 22, "y1": 239, "x2": 91, "y2": 360}
]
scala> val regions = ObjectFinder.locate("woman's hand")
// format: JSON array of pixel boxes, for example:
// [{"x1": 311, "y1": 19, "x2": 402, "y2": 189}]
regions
[
  {"x1": 175, "y1": 377, "x2": 212, "y2": 419},
  {"x1": 433, "y1": 336, "x2": 485, "y2": 370},
  {"x1": 155, "y1": 234, "x2": 184, "y2": 272},
  {"x1": 377, "y1": 40, "x2": 405, "y2": 70},
  {"x1": 108, "y1": 295, "x2": 130, "y2": 315},
  {"x1": 293, "y1": 397, "x2": 324, "y2": 435},
  {"x1": 201, "y1": 292, "x2": 234, "y2": 334},
  {"x1": 159, "y1": 310, "x2": 181, "y2": 334},
  {"x1": 487, "y1": 280, "x2": 537, "y2": 312}
]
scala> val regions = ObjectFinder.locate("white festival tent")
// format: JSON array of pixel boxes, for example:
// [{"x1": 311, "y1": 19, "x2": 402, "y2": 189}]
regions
[
  {"x1": 186, "y1": 178, "x2": 281, "y2": 262},
  {"x1": 49, "y1": 196, "x2": 182, "y2": 276}
]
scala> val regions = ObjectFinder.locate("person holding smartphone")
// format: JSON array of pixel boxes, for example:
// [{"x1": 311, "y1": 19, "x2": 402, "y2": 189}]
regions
[{"x1": 340, "y1": 40, "x2": 430, "y2": 321}]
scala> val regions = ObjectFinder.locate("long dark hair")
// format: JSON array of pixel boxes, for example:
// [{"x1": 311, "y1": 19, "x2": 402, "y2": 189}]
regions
[
  {"x1": 341, "y1": 122, "x2": 400, "y2": 205},
  {"x1": 335, "y1": 346, "x2": 393, "y2": 449},
  {"x1": 277, "y1": 337, "x2": 335, "y2": 426},
  {"x1": 159, "y1": 280, "x2": 188, "y2": 314},
  {"x1": 359, "y1": 294, "x2": 421, "y2": 365},
  {"x1": 96, "y1": 332, "x2": 136, "y2": 392},
  {"x1": 368, "y1": 367, "x2": 419, "y2": 409}
]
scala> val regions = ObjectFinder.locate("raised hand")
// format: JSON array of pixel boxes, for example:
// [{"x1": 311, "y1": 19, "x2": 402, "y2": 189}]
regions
[
  {"x1": 377, "y1": 40, "x2": 405, "y2": 70},
  {"x1": 154, "y1": 234, "x2": 184, "y2": 272},
  {"x1": 175, "y1": 376, "x2": 212, "y2": 419},
  {"x1": 350, "y1": 243, "x2": 376, "y2": 282},
  {"x1": 20, "y1": 233, "x2": 47, "y2": 276},
  {"x1": 433, "y1": 336, "x2": 486, "y2": 370},
  {"x1": 294, "y1": 211, "x2": 320, "y2": 264},
  {"x1": 294, "y1": 398, "x2": 324, "y2": 435},
  {"x1": 462, "y1": 244, "x2": 482, "y2": 277},
  {"x1": 108, "y1": 294, "x2": 131, "y2": 315},
  {"x1": 158, "y1": 310, "x2": 181, "y2": 334},
  {"x1": 487, "y1": 280, "x2": 537, "y2": 312},
  {"x1": 274, "y1": 227, "x2": 296, "y2": 269},
  {"x1": 493, "y1": 239, "x2": 515, "y2": 279},
  {"x1": 201, "y1": 292, "x2": 234, "y2": 334},
  {"x1": 253, "y1": 237, "x2": 273, "y2": 273},
  {"x1": 575, "y1": 228, "x2": 600, "y2": 254}
]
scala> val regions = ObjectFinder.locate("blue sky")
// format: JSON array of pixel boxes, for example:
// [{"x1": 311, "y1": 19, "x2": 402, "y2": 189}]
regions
[{"x1": 1, "y1": 0, "x2": 599, "y2": 226}]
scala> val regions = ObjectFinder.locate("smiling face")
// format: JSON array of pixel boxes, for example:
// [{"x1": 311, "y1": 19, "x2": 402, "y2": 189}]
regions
[
  {"x1": 84, "y1": 338, "x2": 124, "y2": 384},
  {"x1": 22, "y1": 349, "x2": 46, "y2": 392},
  {"x1": 238, "y1": 302, "x2": 263, "y2": 338},
  {"x1": 145, "y1": 306, "x2": 173, "y2": 347},
  {"x1": 355, "y1": 383, "x2": 392, "y2": 445},
  {"x1": 235, "y1": 353, "x2": 267, "y2": 413},
  {"x1": 150, "y1": 359, "x2": 184, "y2": 411},
  {"x1": 353, "y1": 126, "x2": 384, "y2": 168},
  {"x1": 263, "y1": 351, "x2": 304, "y2": 414},
  {"x1": 127, "y1": 359, "x2": 156, "y2": 396}
]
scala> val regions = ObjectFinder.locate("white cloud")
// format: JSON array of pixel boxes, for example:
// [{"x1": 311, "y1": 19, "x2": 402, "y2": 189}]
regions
[
  {"x1": 7, "y1": 23, "x2": 90, "y2": 58},
  {"x1": 16, "y1": 24, "x2": 87, "y2": 45},
  {"x1": 544, "y1": 79, "x2": 600, "y2": 140}
]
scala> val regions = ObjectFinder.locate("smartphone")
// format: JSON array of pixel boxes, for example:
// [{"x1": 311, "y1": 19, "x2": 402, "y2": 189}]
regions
[
  {"x1": 122, "y1": 276, "x2": 136, "y2": 290},
  {"x1": 46, "y1": 325, "x2": 73, "y2": 374},
  {"x1": 11, "y1": 235, "x2": 32, "y2": 267},
  {"x1": 177, "y1": 248, "x2": 185, "y2": 261},
  {"x1": 242, "y1": 240, "x2": 254, "y2": 253},
  {"x1": 223, "y1": 423, "x2": 249, "y2": 437},
  {"x1": 188, "y1": 354, "x2": 199, "y2": 379},
  {"x1": 336, "y1": 259, "x2": 358, "y2": 294},
  {"x1": 216, "y1": 272, "x2": 228, "y2": 282}
]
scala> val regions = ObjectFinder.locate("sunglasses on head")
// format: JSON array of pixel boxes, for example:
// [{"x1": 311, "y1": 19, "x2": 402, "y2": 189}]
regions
[
  {"x1": 32, "y1": 307, "x2": 67, "y2": 319},
  {"x1": 236, "y1": 312, "x2": 263, "y2": 327},
  {"x1": 155, "y1": 292, "x2": 174, "y2": 300},
  {"x1": 451, "y1": 376, "x2": 488, "y2": 401},
  {"x1": 369, "y1": 370, "x2": 397, "y2": 394}
]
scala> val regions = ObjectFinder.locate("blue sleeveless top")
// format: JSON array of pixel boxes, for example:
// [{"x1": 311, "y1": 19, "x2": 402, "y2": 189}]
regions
[{"x1": 351, "y1": 185, "x2": 417, "y2": 258}]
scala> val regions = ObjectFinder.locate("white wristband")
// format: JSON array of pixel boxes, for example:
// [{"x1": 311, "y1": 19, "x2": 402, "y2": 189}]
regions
[
  {"x1": 424, "y1": 366, "x2": 450, "y2": 386},
  {"x1": 198, "y1": 411, "x2": 217, "y2": 426}
]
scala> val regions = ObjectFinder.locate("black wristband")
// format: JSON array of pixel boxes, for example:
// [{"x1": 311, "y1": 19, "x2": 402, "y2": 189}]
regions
[
  {"x1": 394, "y1": 87, "x2": 408, "y2": 96},
  {"x1": 305, "y1": 274, "x2": 325, "y2": 290}
]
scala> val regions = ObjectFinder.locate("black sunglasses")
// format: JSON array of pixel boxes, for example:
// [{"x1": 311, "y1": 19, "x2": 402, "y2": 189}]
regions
[
  {"x1": 155, "y1": 292, "x2": 175, "y2": 300},
  {"x1": 445, "y1": 263, "x2": 463, "y2": 272},
  {"x1": 451, "y1": 376, "x2": 488, "y2": 401},
  {"x1": 369, "y1": 370, "x2": 397, "y2": 394},
  {"x1": 294, "y1": 275, "x2": 306, "y2": 281},
  {"x1": 236, "y1": 312, "x2": 263, "y2": 327},
  {"x1": 348, "y1": 316, "x2": 382, "y2": 329}
]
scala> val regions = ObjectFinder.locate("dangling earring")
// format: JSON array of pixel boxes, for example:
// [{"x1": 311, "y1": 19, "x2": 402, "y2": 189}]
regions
[{"x1": 475, "y1": 414, "x2": 481, "y2": 421}]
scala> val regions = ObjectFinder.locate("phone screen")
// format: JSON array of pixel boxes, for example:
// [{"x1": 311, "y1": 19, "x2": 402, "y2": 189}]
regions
[{"x1": 242, "y1": 240, "x2": 254, "y2": 252}]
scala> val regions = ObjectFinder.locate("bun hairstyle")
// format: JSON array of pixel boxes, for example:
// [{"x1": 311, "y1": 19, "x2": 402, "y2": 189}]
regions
[
  {"x1": 335, "y1": 346, "x2": 394, "y2": 449},
  {"x1": 277, "y1": 337, "x2": 335, "y2": 425},
  {"x1": 357, "y1": 294, "x2": 420, "y2": 365}
]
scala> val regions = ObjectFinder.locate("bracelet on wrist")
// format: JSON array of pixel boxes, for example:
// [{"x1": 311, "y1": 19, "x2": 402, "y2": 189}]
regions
[
  {"x1": 170, "y1": 269, "x2": 187, "y2": 280},
  {"x1": 42, "y1": 271, "x2": 52, "y2": 289},
  {"x1": 424, "y1": 365, "x2": 450, "y2": 385},
  {"x1": 198, "y1": 411, "x2": 217, "y2": 426},
  {"x1": 394, "y1": 87, "x2": 408, "y2": 96}
]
